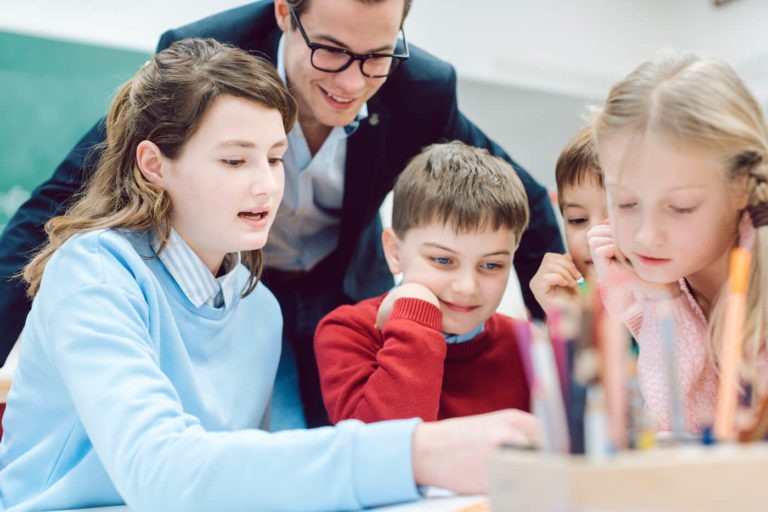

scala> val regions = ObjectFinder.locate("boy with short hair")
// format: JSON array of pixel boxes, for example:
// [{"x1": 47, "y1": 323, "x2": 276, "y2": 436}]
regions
[
  {"x1": 314, "y1": 141, "x2": 533, "y2": 423},
  {"x1": 530, "y1": 125, "x2": 608, "y2": 315}
]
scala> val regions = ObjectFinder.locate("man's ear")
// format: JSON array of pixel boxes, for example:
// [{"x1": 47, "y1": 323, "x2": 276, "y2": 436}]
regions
[
  {"x1": 381, "y1": 227, "x2": 403, "y2": 275},
  {"x1": 274, "y1": 0, "x2": 291, "y2": 33},
  {"x1": 136, "y1": 140, "x2": 165, "y2": 186}
]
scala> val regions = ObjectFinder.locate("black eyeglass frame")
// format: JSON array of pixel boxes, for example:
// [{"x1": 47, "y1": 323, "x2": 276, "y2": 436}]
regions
[{"x1": 289, "y1": 8, "x2": 409, "y2": 78}]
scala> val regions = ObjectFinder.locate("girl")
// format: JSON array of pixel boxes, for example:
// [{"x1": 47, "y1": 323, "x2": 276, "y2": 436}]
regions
[
  {"x1": 587, "y1": 50, "x2": 768, "y2": 434},
  {"x1": 0, "y1": 39, "x2": 537, "y2": 511}
]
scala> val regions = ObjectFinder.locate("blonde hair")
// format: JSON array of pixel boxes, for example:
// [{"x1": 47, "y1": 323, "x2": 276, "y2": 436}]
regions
[
  {"x1": 555, "y1": 124, "x2": 603, "y2": 211},
  {"x1": 592, "y1": 50, "x2": 768, "y2": 376},
  {"x1": 391, "y1": 141, "x2": 529, "y2": 245},
  {"x1": 23, "y1": 38, "x2": 297, "y2": 298}
]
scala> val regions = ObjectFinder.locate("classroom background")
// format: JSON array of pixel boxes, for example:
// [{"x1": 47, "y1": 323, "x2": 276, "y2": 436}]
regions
[{"x1": 1, "y1": 0, "x2": 767, "y2": 319}]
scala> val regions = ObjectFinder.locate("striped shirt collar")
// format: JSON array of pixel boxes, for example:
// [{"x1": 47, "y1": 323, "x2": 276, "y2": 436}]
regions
[{"x1": 152, "y1": 229, "x2": 241, "y2": 309}]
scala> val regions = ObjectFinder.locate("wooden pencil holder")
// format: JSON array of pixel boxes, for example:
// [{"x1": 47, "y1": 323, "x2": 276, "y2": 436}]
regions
[{"x1": 488, "y1": 443, "x2": 768, "y2": 511}]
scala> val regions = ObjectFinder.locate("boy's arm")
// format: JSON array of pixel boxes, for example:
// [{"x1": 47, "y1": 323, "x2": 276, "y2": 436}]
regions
[{"x1": 314, "y1": 297, "x2": 447, "y2": 423}]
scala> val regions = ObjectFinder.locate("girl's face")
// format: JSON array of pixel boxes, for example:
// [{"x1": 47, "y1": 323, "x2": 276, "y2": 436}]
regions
[
  {"x1": 600, "y1": 133, "x2": 747, "y2": 294},
  {"x1": 159, "y1": 95, "x2": 288, "y2": 274}
]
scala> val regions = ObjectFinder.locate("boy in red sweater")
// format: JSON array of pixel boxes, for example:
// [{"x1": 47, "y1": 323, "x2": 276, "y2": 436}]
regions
[{"x1": 315, "y1": 141, "x2": 533, "y2": 423}]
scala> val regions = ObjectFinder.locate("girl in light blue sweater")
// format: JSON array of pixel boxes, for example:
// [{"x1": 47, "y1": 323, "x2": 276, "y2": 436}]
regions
[{"x1": 0, "y1": 38, "x2": 537, "y2": 512}]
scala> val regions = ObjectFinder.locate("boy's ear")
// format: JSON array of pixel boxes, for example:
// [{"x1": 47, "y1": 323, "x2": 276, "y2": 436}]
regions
[
  {"x1": 136, "y1": 140, "x2": 165, "y2": 186},
  {"x1": 381, "y1": 227, "x2": 403, "y2": 275}
]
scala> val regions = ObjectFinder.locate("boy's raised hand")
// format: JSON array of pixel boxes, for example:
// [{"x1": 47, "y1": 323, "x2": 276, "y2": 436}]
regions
[
  {"x1": 587, "y1": 222, "x2": 679, "y2": 300},
  {"x1": 529, "y1": 252, "x2": 582, "y2": 315},
  {"x1": 376, "y1": 282, "x2": 440, "y2": 330}
]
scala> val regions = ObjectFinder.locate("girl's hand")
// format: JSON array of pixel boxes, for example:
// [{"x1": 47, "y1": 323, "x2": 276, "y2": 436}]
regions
[
  {"x1": 375, "y1": 282, "x2": 440, "y2": 330},
  {"x1": 412, "y1": 409, "x2": 539, "y2": 494},
  {"x1": 587, "y1": 223, "x2": 679, "y2": 300},
  {"x1": 529, "y1": 252, "x2": 582, "y2": 315}
]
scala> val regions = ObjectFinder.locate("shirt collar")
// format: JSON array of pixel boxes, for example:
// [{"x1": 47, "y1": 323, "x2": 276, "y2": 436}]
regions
[
  {"x1": 152, "y1": 229, "x2": 241, "y2": 308},
  {"x1": 444, "y1": 323, "x2": 485, "y2": 344},
  {"x1": 276, "y1": 34, "x2": 368, "y2": 137}
]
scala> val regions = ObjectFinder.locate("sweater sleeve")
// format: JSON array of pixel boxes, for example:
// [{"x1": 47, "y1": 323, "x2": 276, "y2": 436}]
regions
[
  {"x1": 599, "y1": 282, "x2": 643, "y2": 337},
  {"x1": 315, "y1": 297, "x2": 447, "y2": 423},
  {"x1": 44, "y1": 284, "x2": 419, "y2": 511}
]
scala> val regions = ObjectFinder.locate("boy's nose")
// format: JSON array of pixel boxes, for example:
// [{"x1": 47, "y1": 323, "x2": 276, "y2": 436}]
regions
[{"x1": 451, "y1": 271, "x2": 478, "y2": 295}]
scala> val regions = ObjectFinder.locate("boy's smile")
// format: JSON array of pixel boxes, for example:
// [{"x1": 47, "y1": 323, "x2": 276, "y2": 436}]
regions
[{"x1": 382, "y1": 223, "x2": 517, "y2": 335}]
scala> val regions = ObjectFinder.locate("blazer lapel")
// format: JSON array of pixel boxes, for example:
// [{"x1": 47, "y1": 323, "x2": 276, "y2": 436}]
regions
[{"x1": 338, "y1": 101, "x2": 390, "y2": 255}]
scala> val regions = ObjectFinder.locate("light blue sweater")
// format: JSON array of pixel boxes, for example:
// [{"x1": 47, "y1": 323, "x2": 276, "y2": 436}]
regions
[{"x1": 0, "y1": 229, "x2": 419, "y2": 511}]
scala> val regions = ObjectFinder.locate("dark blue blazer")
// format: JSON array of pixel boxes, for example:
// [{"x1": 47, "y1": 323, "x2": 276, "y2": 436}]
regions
[{"x1": 0, "y1": 1, "x2": 563, "y2": 362}]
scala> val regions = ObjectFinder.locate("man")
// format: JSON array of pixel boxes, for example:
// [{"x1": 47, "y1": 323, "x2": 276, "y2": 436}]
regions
[{"x1": 0, "y1": 0, "x2": 563, "y2": 428}]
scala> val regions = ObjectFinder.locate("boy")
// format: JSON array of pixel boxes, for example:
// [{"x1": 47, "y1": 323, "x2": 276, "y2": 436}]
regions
[
  {"x1": 314, "y1": 141, "x2": 533, "y2": 423},
  {"x1": 530, "y1": 125, "x2": 607, "y2": 315}
]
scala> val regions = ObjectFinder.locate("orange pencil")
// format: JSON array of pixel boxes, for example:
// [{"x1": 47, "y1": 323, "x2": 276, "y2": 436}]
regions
[{"x1": 714, "y1": 247, "x2": 752, "y2": 440}]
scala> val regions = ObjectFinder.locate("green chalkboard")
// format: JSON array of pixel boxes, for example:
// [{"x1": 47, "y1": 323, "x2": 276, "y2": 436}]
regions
[{"x1": 0, "y1": 31, "x2": 151, "y2": 231}]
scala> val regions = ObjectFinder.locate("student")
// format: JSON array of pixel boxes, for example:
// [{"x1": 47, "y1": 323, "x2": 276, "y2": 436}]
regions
[
  {"x1": 530, "y1": 125, "x2": 607, "y2": 315},
  {"x1": 0, "y1": 39, "x2": 538, "y2": 512},
  {"x1": 586, "y1": 51, "x2": 768, "y2": 433},
  {"x1": 0, "y1": 0, "x2": 564, "y2": 429},
  {"x1": 314, "y1": 141, "x2": 532, "y2": 423}
]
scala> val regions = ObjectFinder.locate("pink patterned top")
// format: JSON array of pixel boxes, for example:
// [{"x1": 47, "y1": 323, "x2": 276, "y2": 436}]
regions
[{"x1": 601, "y1": 279, "x2": 717, "y2": 433}]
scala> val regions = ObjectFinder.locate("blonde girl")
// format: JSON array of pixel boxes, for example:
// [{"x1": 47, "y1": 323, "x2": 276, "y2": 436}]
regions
[
  {"x1": 588, "y1": 50, "x2": 768, "y2": 433},
  {"x1": 0, "y1": 38, "x2": 537, "y2": 512}
]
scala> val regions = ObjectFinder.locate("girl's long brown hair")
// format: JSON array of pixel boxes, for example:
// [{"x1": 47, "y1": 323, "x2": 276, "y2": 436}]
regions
[{"x1": 23, "y1": 38, "x2": 297, "y2": 298}]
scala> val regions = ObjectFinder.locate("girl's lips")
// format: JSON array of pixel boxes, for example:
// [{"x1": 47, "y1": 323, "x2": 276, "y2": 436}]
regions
[
  {"x1": 238, "y1": 210, "x2": 269, "y2": 229},
  {"x1": 636, "y1": 253, "x2": 671, "y2": 266}
]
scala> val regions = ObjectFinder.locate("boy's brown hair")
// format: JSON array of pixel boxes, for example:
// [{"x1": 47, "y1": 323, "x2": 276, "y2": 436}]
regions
[
  {"x1": 555, "y1": 125, "x2": 603, "y2": 210},
  {"x1": 391, "y1": 140, "x2": 529, "y2": 245}
]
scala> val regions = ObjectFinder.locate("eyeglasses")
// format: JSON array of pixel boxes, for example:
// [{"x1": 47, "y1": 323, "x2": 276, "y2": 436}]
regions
[{"x1": 290, "y1": 8, "x2": 409, "y2": 79}]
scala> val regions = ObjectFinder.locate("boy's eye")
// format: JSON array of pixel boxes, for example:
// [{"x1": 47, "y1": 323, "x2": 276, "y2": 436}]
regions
[
  {"x1": 481, "y1": 262, "x2": 504, "y2": 271},
  {"x1": 671, "y1": 205, "x2": 695, "y2": 214},
  {"x1": 617, "y1": 202, "x2": 637, "y2": 210},
  {"x1": 430, "y1": 256, "x2": 452, "y2": 265}
]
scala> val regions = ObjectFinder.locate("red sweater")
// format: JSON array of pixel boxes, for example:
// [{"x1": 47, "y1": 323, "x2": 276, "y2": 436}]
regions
[{"x1": 314, "y1": 294, "x2": 530, "y2": 423}]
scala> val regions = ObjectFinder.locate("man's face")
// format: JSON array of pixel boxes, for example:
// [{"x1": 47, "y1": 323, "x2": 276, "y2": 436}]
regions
[{"x1": 275, "y1": 0, "x2": 404, "y2": 129}]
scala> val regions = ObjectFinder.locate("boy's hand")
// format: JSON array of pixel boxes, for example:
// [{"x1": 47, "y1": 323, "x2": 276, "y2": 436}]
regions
[
  {"x1": 376, "y1": 282, "x2": 440, "y2": 330},
  {"x1": 412, "y1": 409, "x2": 539, "y2": 494},
  {"x1": 587, "y1": 223, "x2": 679, "y2": 300},
  {"x1": 529, "y1": 252, "x2": 582, "y2": 315}
]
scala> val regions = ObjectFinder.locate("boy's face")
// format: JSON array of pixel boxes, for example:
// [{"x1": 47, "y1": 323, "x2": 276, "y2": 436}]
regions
[
  {"x1": 560, "y1": 176, "x2": 608, "y2": 278},
  {"x1": 382, "y1": 222, "x2": 517, "y2": 335}
]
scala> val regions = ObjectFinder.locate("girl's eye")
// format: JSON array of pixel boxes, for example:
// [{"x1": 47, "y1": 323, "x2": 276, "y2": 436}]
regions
[
  {"x1": 481, "y1": 262, "x2": 504, "y2": 271},
  {"x1": 618, "y1": 202, "x2": 637, "y2": 210},
  {"x1": 672, "y1": 206, "x2": 695, "y2": 214},
  {"x1": 268, "y1": 157, "x2": 284, "y2": 166},
  {"x1": 567, "y1": 217, "x2": 588, "y2": 225},
  {"x1": 222, "y1": 159, "x2": 244, "y2": 167},
  {"x1": 430, "y1": 256, "x2": 452, "y2": 265}
]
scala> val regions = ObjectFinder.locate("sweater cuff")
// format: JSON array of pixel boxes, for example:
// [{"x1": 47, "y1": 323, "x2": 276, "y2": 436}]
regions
[
  {"x1": 390, "y1": 298, "x2": 442, "y2": 331},
  {"x1": 348, "y1": 417, "x2": 422, "y2": 507}
]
